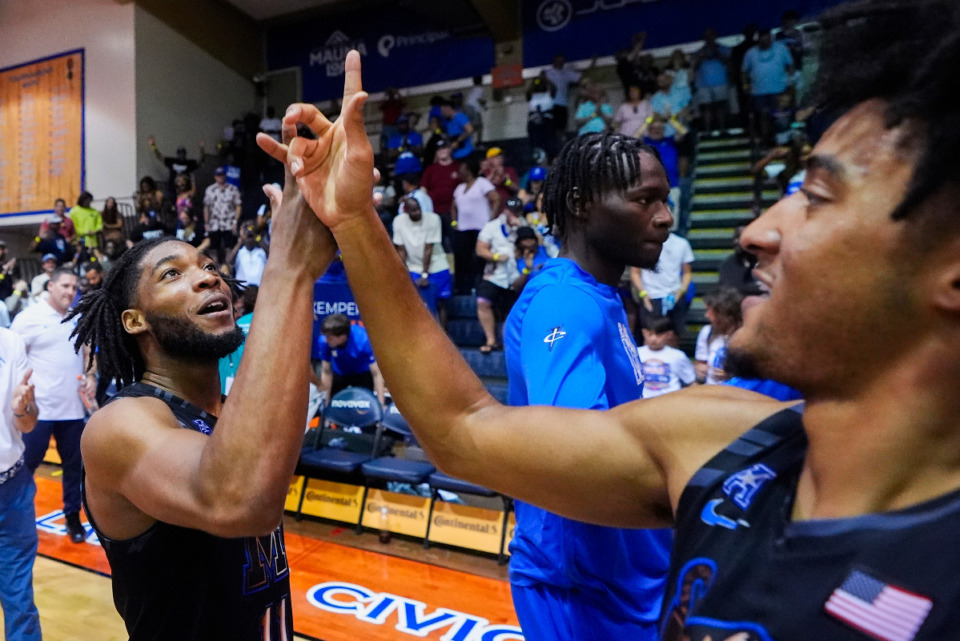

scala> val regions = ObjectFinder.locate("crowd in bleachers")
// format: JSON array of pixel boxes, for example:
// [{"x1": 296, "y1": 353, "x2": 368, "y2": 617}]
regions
[{"x1": 1, "y1": 9, "x2": 817, "y2": 400}]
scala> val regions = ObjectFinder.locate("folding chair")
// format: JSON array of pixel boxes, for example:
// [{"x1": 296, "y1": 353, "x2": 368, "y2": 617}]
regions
[{"x1": 295, "y1": 386, "x2": 388, "y2": 522}]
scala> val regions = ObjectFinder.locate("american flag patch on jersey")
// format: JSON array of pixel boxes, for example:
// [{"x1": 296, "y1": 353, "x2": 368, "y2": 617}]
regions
[{"x1": 824, "y1": 569, "x2": 932, "y2": 641}]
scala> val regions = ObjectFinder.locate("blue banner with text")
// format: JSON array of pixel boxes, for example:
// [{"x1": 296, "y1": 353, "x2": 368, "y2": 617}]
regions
[
  {"x1": 522, "y1": 0, "x2": 845, "y2": 67},
  {"x1": 266, "y1": 8, "x2": 494, "y2": 103}
]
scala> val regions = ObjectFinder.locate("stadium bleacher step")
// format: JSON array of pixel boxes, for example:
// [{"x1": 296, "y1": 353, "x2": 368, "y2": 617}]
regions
[
  {"x1": 696, "y1": 148, "x2": 752, "y2": 164},
  {"x1": 688, "y1": 209, "x2": 756, "y2": 228},
  {"x1": 694, "y1": 162, "x2": 753, "y2": 178},
  {"x1": 687, "y1": 227, "x2": 736, "y2": 249},
  {"x1": 697, "y1": 136, "x2": 750, "y2": 150},
  {"x1": 693, "y1": 176, "x2": 755, "y2": 194},
  {"x1": 691, "y1": 191, "x2": 779, "y2": 209}
]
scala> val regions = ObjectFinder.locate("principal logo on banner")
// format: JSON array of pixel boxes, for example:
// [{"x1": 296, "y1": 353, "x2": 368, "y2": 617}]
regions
[
  {"x1": 378, "y1": 31, "x2": 451, "y2": 58},
  {"x1": 310, "y1": 31, "x2": 369, "y2": 77},
  {"x1": 308, "y1": 582, "x2": 524, "y2": 640}
]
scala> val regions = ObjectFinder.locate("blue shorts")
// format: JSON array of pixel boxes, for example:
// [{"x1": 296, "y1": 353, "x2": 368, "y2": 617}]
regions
[{"x1": 410, "y1": 270, "x2": 452, "y2": 300}]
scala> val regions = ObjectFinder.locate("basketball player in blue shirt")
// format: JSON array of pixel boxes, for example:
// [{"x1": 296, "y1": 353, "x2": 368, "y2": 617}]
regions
[
  {"x1": 503, "y1": 133, "x2": 673, "y2": 640},
  {"x1": 268, "y1": 9, "x2": 960, "y2": 635}
]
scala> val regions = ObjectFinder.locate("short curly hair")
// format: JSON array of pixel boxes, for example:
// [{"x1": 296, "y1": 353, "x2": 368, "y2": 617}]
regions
[{"x1": 813, "y1": 0, "x2": 960, "y2": 221}]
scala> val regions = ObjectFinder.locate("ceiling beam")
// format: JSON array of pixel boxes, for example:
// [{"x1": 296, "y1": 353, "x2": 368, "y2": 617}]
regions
[
  {"x1": 467, "y1": 0, "x2": 520, "y2": 42},
  {"x1": 135, "y1": 0, "x2": 264, "y2": 79}
]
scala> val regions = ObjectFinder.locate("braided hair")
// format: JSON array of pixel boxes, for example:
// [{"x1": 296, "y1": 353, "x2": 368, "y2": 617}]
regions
[
  {"x1": 67, "y1": 238, "x2": 244, "y2": 389},
  {"x1": 542, "y1": 133, "x2": 661, "y2": 241},
  {"x1": 813, "y1": 0, "x2": 960, "y2": 222}
]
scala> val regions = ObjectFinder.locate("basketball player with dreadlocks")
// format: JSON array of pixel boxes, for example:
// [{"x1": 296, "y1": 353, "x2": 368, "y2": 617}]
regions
[
  {"x1": 266, "y1": 0, "x2": 960, "y2": 636},
  {"x1": 68, "y1": 118, "x2": 337, "y2": 639}
]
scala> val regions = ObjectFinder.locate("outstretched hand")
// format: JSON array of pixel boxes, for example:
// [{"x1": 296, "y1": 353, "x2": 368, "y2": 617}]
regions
[
  {"x1": 257, "y1": 50, "x2": 375, "y2": 232},
  {"x1": 257, "y1": 113, "x2": 337, "y2": 278}
]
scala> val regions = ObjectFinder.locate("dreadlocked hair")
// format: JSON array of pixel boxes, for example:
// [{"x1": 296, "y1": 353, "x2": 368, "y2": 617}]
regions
[
  {"x1": 542, "y1": 133, "x2": 662, "y2": 241},
  {"x1": 67, "y1": 237, "x2": 245, "y2": 389},
  {"x1": 814, "y1": 0, "x2": 960, "y2": 221}
]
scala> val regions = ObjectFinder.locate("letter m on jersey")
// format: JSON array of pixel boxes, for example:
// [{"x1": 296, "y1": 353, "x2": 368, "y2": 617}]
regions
[
  {"x1": 243, "y1": 530, "x2": 290, "y2": 594},
  {"x1": 721, "y1": 463, "x2": 777, "y2": 510}
]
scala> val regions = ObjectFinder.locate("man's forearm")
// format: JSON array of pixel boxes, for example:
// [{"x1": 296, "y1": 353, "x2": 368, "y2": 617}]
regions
[{"x1": 332, "y1": 209, "x2": 493, "y2": 473}]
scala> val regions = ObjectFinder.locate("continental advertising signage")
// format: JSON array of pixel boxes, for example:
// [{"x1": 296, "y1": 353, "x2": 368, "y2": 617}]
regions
[
  {"x1": 0, "y1": 50, "x2": 84, "y2": 219},
  {"x1": 266, "y1": 8, "x2": 494, "y2": 102}
]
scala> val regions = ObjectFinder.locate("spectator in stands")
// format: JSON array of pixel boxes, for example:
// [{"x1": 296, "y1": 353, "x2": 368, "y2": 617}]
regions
[
  {"x1": 135, "y1": 176, "x2": 165, "y2": 222},
  {"x1": 127, "y1": 208, "x2": 171, "y2": 248},
  {"x1": 397, "y1": 173, "x2": 434, "y2": 218},
  {"x1": 99, "y1": 197, "x2": 125, "y2": 247},
  {"x1": 29, "y1": 255, "x2": 57, "y2": 306},
  {"x1": 507, "y1": 224, "x2": 550, "y2": 294},
  {"x1": 776, "y1": 9, "x2": 805, "y2": 69},
  {"x1": 48, "y1": 198, "x2": 76, "y2": 244},
  {"x1": 741, "y1": 28, "x2": 794, "y2": 144},
  {"x1": 175, "y1": 202, "x2": 208, "y2": 251},
  {"x1": 31, "y1": 216, "x2": 74, "y2": 265},
  {"x1": 638, "y1": 316, "x2": 697, "y2": 398},
  {"x1": 258, "y1": 106, "x2": 282, "y2": 142},
  {"x1": 315, "y1": 314, "x2": 385, "y2": 407},
  {"x1": 82, "y1": 262, "x2": 103, "y2": 292},
  {"x1": 392, "y1": 197, "x2": 452, "y2": 327},
  {"x1": 693, "y1": 28, "x2": 731, "y2": 133},
  {"x1": 483, "y1": 148, "x2": 520, "y2": 214},
  {"x1": 718, "y1": 226, "x2": 763, "y2": 296},
  {"x1": 440, "y1": 99, "x2": 475, "y2": 160},
  {"x1": 451, "y1": 155, "x2": 498, "y2": 295},
  {"x1": 0, "y1": 242, "x2": 20, "y2": 302},
  {"x1": 613, "y1": 85, "x2": 653, "y2": 138},
  {"x1": 227, "y1": 222, "x2": 268, "y2": 288},
  {"x1": 730, "y1": 23, "x2": 758, "y2": 128},
  {"x1": 632, "y1": 228, "x2": 694, "y2": 342},
  {"x1": 379, "y1": 87, "x2": 406, "y2": 147},
  {"x1": 203, "y1": 166, "x2": 242, "y2": 264},
  {"x1": 218, "y1": 285, "x2": 258, "y2": 396},
  {"x1": 666, "y1": 49, "x2": 693, "y2": 109},
  {"x1": 421, "y1": 139, "x2": 461, "y2": 221},
  {"x1": 545, "y1": 53, "x2": 583, "y2": 134},
  {"x1": 147, "y1": 136, "x2": 205, "y2": 196},
  {"x1": 518, "y1": 165, "x2": 547, "y2": 208},
  {"x1": 526, "y1": 74, "x2": 557, "y2": 159},
  {"x1": 385, "y1": 113, "x2": 424, "y2": 163},
  {"x1": 651, "y1": 69, "x2": 691, "y2": 141},
  {"x1": 574, "y1": 80, "x2": 614, "y2": 135},
  {"x1": 638, "y1": 115, "x2": 687, "y2": 218},
  {"x1": 464, "y1": 75, "x2": 486, "y2": 141},
  {"x1": 373, "y1": 165, "x2": 397, "y2": 232},
  {"x1": 475, "y1": 196, "x2": 525, "y2": 353},
  {"x1": 4, "y1": 279, "x2": 30, "y2": 321},
  {"x1": 99, "y1": 239, "x2": 124, "y2": 275},
  {"x1": 68, "y1": 191, "x2": 103, "y2": 252},
  {"x1": 694, "y1": 287, "x2": 742, "y2": 384}
]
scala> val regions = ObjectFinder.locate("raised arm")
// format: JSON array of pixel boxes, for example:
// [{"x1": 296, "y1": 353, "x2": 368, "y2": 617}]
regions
[
  {"x1": 261, "y1": 51, "x2": 785, "y2": 527},
  {"x1": 83, "y1": 131, "x2": 337, "y2": 540}
]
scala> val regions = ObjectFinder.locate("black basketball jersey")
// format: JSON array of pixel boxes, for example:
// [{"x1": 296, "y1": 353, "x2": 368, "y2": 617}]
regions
[
  {"x1": 661, "y1": 407, "x2": 960, "y2": 641},
  {"x1": 82, "y1": 382, "x2": 293, "y2": 641}
]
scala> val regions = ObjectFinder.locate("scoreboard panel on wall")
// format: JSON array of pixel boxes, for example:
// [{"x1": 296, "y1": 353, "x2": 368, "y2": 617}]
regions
[{"x1": 0, "y1": 50, "x2": 84, "y2": 220}]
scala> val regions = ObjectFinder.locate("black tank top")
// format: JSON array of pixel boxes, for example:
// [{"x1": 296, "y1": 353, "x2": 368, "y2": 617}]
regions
[
  {"x1": 661, "y1": 407, "x2": 959, "y2": 641},
  {"x1": 82, "y1": 382, "x2": 293, "y2": 641}
]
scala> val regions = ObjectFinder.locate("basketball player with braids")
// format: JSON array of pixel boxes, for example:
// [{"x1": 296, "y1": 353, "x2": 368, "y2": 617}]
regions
[
  {"x1": 267, "y1": 1, "x2": 960, "y2": 637},
  {"x1": 68, "y1": 118, "x2": 337, "y2": 639},
  {"x1": 499, "y1": 133, "x2": 673, "y2": 641}
]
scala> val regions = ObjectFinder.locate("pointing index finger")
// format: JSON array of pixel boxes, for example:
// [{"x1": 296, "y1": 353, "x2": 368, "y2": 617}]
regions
[
  {"x1": 20, "y1": 369, "x2": 32, "y2": 386},
  {"x1": 342, "y1": 50, "x2": 363, "y2": 110}
]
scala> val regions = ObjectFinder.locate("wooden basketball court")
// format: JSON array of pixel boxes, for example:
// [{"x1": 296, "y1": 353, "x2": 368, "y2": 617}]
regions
[{"x1": 9, "y1": 469, "x2": 522, "y2": 640}]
